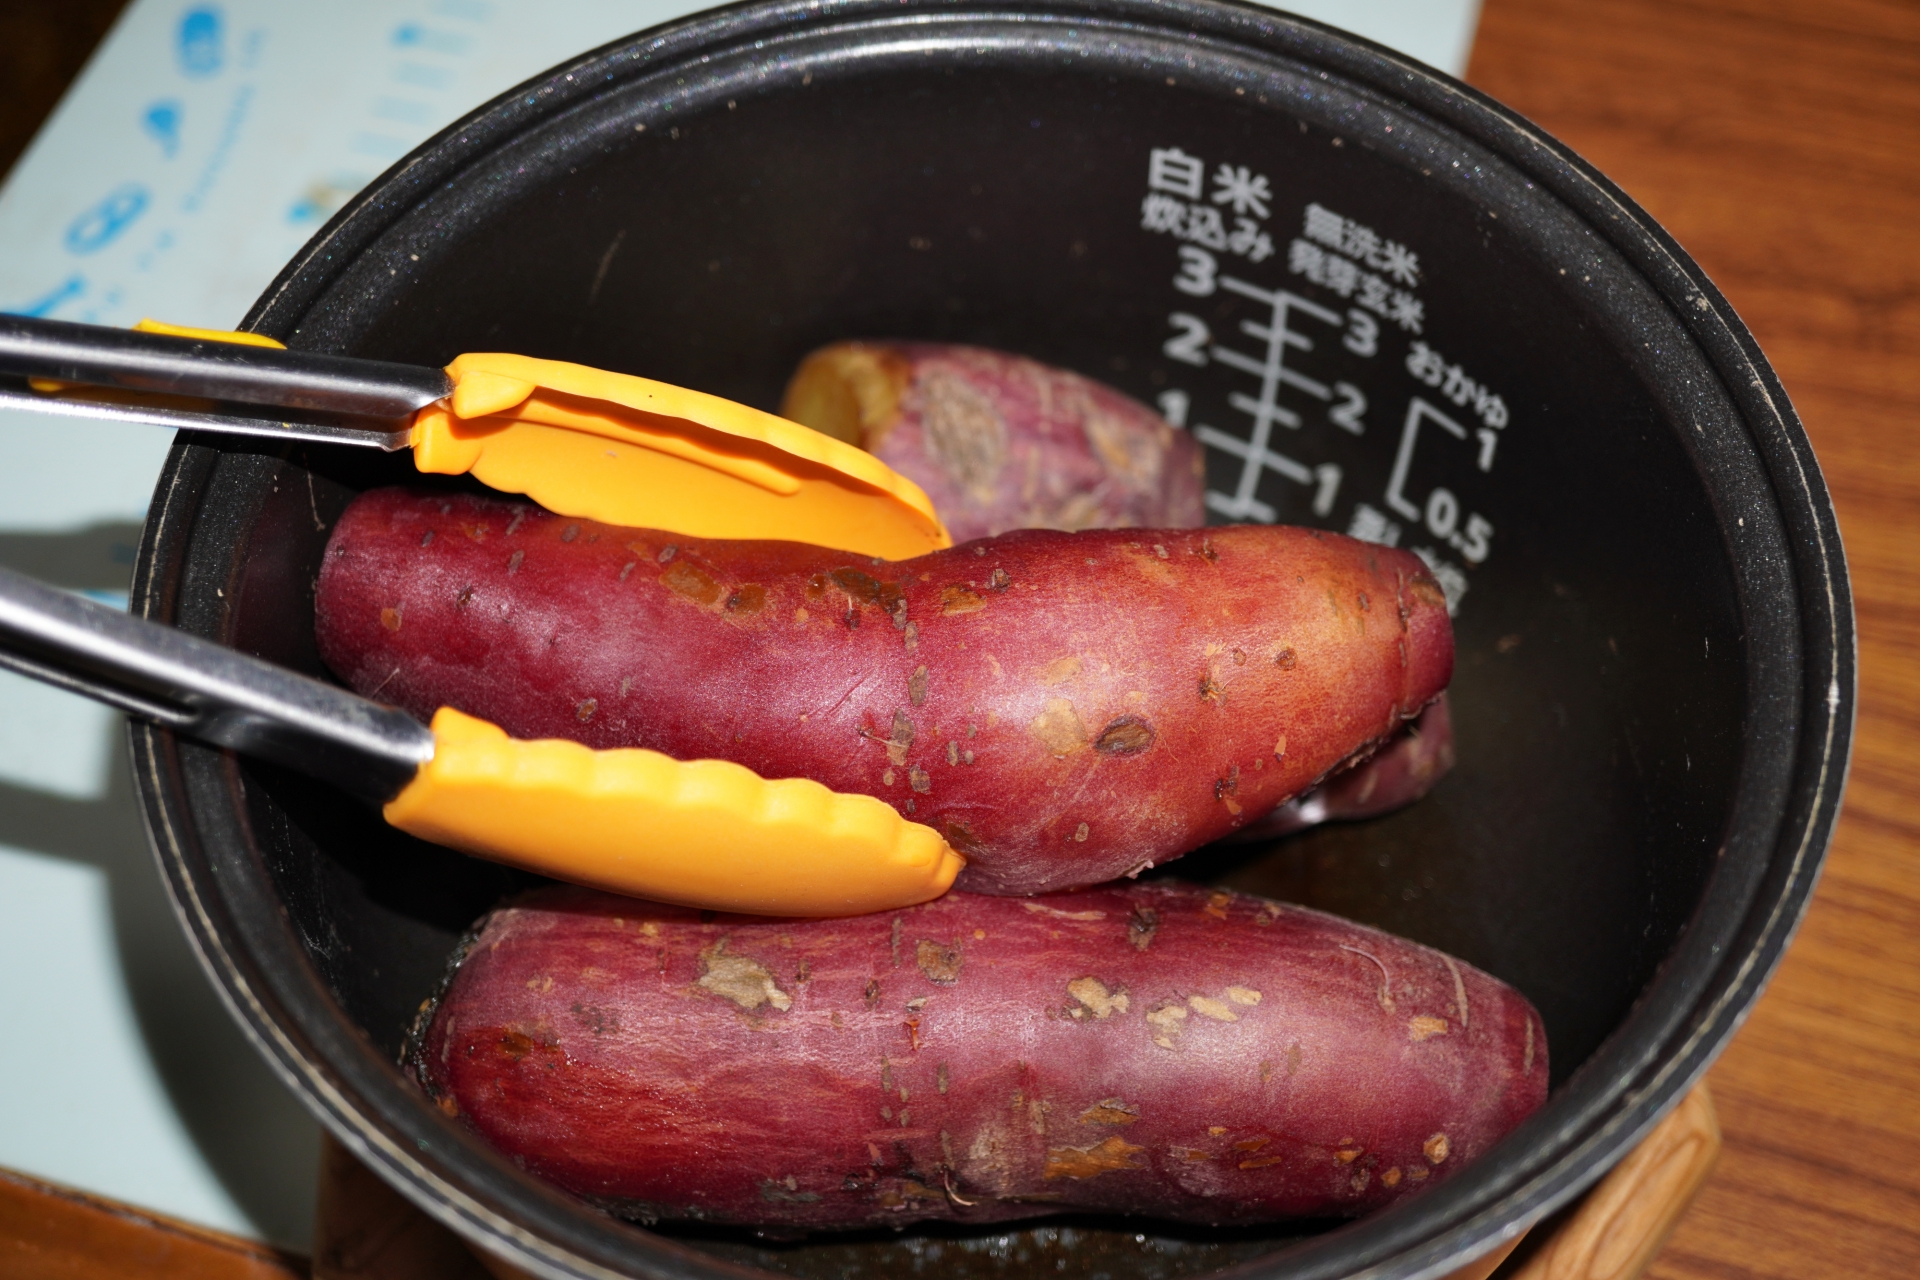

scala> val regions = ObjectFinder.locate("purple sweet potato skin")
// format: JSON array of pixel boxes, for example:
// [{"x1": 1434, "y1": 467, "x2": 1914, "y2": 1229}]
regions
[
  {"x1": 782, "y1": 342, "x2": 1207, "y2": 542},
  {"x1": 416, "y1": 880, "x2": 1546, "y2": 1230},
  {"x1": 315, "y1": 488, "x2": 1453, "y2": 894},
  {"x1": 783, "y1": 340, "x2": 1442, "y2": 846},
  {"x1": 1240, "y1": 695, "x2": 1456, "y2": 840}
]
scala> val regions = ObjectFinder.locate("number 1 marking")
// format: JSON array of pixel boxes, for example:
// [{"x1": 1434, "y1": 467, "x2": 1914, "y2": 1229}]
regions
[
  {"x1": 1313, "y1": 464, "x2": 1341, "y2": 517},
  {"x1": 1157, "y1": 389, "x2": 1191, "y2": 428},
  {"x1": 1475, "y1": 427, "x2": 1499, "y2": 471}
]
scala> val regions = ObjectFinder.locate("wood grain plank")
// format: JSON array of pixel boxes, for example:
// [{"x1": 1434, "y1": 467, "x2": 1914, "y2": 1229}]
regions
[
  {"x1": 0, "y1": 1165, "x2": 306, "y2": 1280},
  {"x1": 1507, "y1": 1087, "x2": 1720, "y2": 1280},
  {"x1": 1470, "y1": 2, "x2": 1920, "y2": 1277},
  {"x1": 311, "y1": 1136, "x2": 491, "y2": 1280}
]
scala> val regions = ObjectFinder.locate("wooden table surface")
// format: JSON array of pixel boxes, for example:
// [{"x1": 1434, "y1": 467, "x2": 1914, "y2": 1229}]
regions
[
  {"x1": 1, "y1": 0, "x2": 1916, "y2": 1277},
  {"x1": 1467, "y1": 0, "x2": 1920, "y2": 1275}
]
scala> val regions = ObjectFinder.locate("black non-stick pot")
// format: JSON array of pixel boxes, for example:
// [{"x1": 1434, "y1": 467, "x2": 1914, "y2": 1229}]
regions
[{"x1": 128, "y1": 2, "x2": 1852, "y2": 1277}]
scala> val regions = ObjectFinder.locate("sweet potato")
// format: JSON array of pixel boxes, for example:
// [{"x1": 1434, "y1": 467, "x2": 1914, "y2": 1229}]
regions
[
  {"x1": 780, "y1": 342, "x2": 1206, "y2": 541},
  {"x1": 412, "y1": 879, "x2": 1546, "y2": 1230},
  {"x1": 316, "y1": 490, "x2": 1452, "y2": 893},
  {"x1": 783, "y1": 342, "x2": 1452, "y2": 843},
  {"x1": 1240, "y1": 695, "x2": 1456, "y2": 840}
]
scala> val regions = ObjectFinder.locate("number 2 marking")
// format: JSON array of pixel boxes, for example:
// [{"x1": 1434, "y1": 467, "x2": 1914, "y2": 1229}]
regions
[
  {"x1": 1164, "y1": 313, "x2": 1211, "y2": 366},
  {"x1": 1330, "y1": 382, "x2": 1366, "y2": 434}
]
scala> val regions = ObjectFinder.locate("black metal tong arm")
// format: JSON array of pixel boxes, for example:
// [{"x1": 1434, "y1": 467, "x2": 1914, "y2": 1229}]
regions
[
  {"x1": 0, "y1": 314, "x2": 451, "y2": 419},
  {"x1": 0, "y1": 565, "x2": 433, "y2": 803}
]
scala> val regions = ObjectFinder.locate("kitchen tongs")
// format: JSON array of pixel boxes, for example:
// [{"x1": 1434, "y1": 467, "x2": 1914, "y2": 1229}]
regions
[
  {"x1": 0, "y1": 560, "x2": 962, "y2": 915},
  {"x1": 0, "y1": 561, "x2": 432, "y2": 801},
  {"x1": 0, "y1": 314, "x2": 951, "y2": 561},
  {"x1": 0, "y1": 313, "x2": 443, "y2": 449}
]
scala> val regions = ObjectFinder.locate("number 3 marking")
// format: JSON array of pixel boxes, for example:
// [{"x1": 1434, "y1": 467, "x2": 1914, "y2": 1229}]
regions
[
  {"x1": 1344, "y1": 308, "x2": 1379, "y2": 357},
  {"x1": 1173, "y1": 246, "x2": 1218, "y2": 297}
]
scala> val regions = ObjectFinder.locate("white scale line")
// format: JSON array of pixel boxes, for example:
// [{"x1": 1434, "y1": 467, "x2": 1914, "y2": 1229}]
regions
[
  {"x1": 1194, "y1": 426, "x2": 1312, "y2": 482},
  {"x1": 1220, "y1": 276, "x2": 1281, "y2": 305},
  {"x1": 1204, "y1": 488, "x2": 1276, "y2": 522},
  {"x1": 1204, "y1": 278, "x2": 1344, "y2": 520},
  {"x1": 1228, "y1": 391, "x2": 1301, "y2": 427}
]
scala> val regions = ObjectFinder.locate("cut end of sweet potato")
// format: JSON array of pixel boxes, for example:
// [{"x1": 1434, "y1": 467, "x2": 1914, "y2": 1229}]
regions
[
  {"x1": 780, "y1": 342, "x2": 912, "y2": 448},
  {"x1": 781, "y1": 341, "x2": 1206, "y2": 541}
]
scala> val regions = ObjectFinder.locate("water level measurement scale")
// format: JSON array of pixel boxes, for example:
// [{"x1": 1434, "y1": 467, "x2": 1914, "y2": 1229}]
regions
[{"x1": 1132, "y1": 146, "x2": 1509, "y2": 616}]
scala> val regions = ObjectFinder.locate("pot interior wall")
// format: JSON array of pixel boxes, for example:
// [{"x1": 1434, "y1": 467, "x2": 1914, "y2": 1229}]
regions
[{"x1": 149, "y1": 13, "x2": 1774, "y2": 1278}]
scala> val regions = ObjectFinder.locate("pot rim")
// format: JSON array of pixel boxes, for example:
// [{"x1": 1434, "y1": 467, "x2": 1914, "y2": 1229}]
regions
[{"x1": 129, "y1": 3, "x2": 1854, "y2": 1278}]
